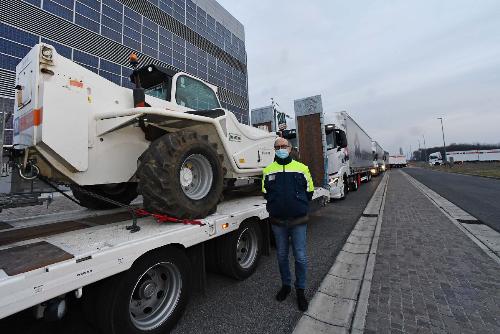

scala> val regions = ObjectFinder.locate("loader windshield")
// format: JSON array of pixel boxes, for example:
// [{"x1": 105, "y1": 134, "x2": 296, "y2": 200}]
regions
[{"x1": 175, "y1": 75, "x2": 220, "y2": 110}]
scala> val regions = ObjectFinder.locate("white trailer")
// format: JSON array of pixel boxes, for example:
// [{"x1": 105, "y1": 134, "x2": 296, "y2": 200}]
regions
[
  {"x1": 0, "y1": 188, "x2": 330, "y2": 332},
  {"x1": 447, "y1": 149, "x2": 500, "y2": 163},
  {"x1": 388, "y1": 155, "x2": 407, "y2": 168}
]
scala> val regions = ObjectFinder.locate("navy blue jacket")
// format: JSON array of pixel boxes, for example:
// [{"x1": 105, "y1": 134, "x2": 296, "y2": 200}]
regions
[{"x1": 262, "y1": 156, "x2": 314, "y2": 221}]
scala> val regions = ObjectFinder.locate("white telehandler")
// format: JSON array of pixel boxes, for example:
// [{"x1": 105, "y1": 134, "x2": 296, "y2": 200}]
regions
[{"x1": 11, "y1": 44, "x2": 276, "y2": 218}]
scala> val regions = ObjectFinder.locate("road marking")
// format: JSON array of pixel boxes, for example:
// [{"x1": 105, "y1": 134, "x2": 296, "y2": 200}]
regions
[
  {"x1": 292, "y1": 173, "x2": 390, "y2": 334},
  {"x1": 403, "y1": 170, "x2": 500, "y2": 265}
]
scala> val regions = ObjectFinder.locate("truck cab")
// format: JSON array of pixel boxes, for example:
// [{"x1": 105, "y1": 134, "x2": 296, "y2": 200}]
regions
[{"x1": 428, "y1": 152, "x2": 443, "y2": 166}]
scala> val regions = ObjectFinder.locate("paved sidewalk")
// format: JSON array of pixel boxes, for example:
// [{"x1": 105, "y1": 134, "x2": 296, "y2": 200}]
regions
[{"x1": 365, "y1": 170, "x2": 500, "y2": 334}]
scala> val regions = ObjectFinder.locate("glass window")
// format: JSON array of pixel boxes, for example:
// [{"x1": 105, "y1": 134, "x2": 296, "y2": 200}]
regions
[
  {"x1": 75, "y1": 2, "x2": 100, "y2": 21},
  {"x1": 41, "y1": 38, "x2": 72, "y2": 58},
  {"x1": 102, "y1": 4, "x2": 122, "y2": 22},
  {"x1": 103, "y1": 0, "x2": 122, "y2": 12},
  {"x1": 124, "y1": 6, "x2": 141, "y2": 22},
  {"x1": 79, "y1": 0, "x2": 99, "y2": 11},
  {"x1": 73, "y1": 49, "x2": 98, "y2": 67},
  {"x1": 0, "y1": 53, "x2": 20, "y2": 71},
  {"x1": 99, "y1": 69, "x2": 121, "y2": 85},
  {"x1": 142, "y1": 26, "x2": 158, "y2": 41},
  {"x1": 0, "y1": 24, "x2": 38, "y2": 46},
  {"x1": 101, "y1": 26, "x2": 122, "y2": 43},
  {"x1": 124, "y1": 16, "x2": 141, "y2": 31},
  {"x1": 0, "y1": 39, "x2": 30, "y2": 58},
  {"x1": 101, "y1": 15, "x2": 122, "y2": 32},
  {"x1": 142, "y1": 44, "x2": 158, "y2": 58},
  {"x1": 24, "y1": 0, "x2": 41, "y2": 6},
  {"x1": 142, "y1": 35, "x2": 157, "y2": 49},
  {"x1": 52, "y1": 0, "x2": 74, "y2": 9},
  {"x1": 145, "y1": 83, "x2": 168, "y2": 99},
  {"x1": 142, "y1": 17, "x2": 157, "y2": 32},
  {"x1": 75, "y1": 14, "x2": 100, "y2": 33},
  {"x1": 124, "y1": 26, "x2": 141, "y2": 41},
  {"x1": 123, "y1": 36, "x2": 140, "y2": 51},
  {"x1": 175, "y1": 75, "x2": 220, "y2": 110},
  {"x1": 100, "y1": 59, "x2": 121, "y2": 75},
  {"x1": 43, "y1": 0, "x2": 73, "y2": 21}
]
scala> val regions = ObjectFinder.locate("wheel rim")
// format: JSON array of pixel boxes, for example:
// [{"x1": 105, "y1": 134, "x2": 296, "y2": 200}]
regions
[
  {"x1": 236, "y1": 227, "x2": 258, "y2": 269},
  {"x1": 129, "y1": 262, "x2": 182, "y2": 331},
  {"x1": 179, "y1": 154, "x2": 213, "y2": 200}
]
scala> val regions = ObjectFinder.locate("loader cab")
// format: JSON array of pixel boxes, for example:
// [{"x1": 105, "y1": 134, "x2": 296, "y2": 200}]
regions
[{"x1": 131, "y1": 65, "x2": 221, "y2": 110}]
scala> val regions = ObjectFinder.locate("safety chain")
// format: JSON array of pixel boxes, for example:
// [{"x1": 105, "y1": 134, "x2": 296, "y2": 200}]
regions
[{"x1": 37, "y1": 175, "x2": 205, "y2": 233}]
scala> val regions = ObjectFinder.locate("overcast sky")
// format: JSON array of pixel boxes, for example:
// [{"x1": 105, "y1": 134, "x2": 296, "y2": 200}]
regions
[{"x1": 218, "y1": 0, "x2": 500, "y2": 155}]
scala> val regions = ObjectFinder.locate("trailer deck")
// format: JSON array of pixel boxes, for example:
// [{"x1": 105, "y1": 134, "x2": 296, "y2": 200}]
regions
[{"x1": 0, "y1": 188, "x2": 329, "y2": 319}]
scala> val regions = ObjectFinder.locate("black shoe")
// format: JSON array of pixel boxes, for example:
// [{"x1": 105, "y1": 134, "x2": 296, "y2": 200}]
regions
[
  {"x1": 275, "y1": 285, "x2": 291, "y2": 302},
  {"x1": 296, "y1": 289, "x2": 308, "y2": 311}
]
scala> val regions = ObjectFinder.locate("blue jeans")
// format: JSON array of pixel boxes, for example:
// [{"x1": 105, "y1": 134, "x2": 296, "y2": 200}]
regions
[{"x1": 271, "y1": 223, "x2": 307, "y2": 289}]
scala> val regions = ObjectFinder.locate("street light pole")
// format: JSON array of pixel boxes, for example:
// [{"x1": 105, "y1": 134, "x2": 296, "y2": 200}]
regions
[
  {"x1": 418, "y1": 139, "x2": 421, "y2": 161},
  {"x1": 437, "y1": 117, "x2": 447, "y2": 163},
  {"x1": 422, "y1": 134, "x2": 427, "y2": 162}
]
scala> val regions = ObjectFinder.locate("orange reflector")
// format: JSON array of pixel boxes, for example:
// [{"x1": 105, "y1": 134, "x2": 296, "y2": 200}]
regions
[
  {"x1": 33, "y1": 108, "x2": 43, "y2": 126},
  {"x1": 222, "y1": 223, "x2": 229, "y2": 229},
  {"x1": 70, "y1": 80, "x2": 83, "y2": 88}
]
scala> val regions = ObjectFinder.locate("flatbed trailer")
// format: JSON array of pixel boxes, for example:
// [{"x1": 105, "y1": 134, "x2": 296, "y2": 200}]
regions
[{"x1": 0, "y1": 188, "x2": 329, "y2": 333}]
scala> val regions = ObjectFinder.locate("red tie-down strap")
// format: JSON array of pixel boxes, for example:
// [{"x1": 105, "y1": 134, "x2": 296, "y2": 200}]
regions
[{"x1": 135, "y1": 209, "x2": 205, "y2": 226}]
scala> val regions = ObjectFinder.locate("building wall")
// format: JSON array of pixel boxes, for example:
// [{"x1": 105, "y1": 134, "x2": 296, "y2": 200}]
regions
[{"x1": 0, "y1": 0, "x2": 249, "y2": 145}]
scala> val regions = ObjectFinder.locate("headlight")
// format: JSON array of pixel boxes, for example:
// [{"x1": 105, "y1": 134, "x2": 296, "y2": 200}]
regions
[
  {"x1": 370, "y1": 168, "x2": 377, "y2": 174},
  {"x1": 41, "y1": 46, "x2": 53, "y2": 61}
]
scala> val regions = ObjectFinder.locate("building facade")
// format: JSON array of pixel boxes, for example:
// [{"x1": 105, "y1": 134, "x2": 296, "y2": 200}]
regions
[{"x1": 0, "y1": 0, "x2": 249, "y2": 145}]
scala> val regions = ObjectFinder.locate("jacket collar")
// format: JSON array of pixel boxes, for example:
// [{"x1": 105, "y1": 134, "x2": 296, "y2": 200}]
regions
[{"x1": 275, "y1": 155, "x2": 293, "y2": 165}]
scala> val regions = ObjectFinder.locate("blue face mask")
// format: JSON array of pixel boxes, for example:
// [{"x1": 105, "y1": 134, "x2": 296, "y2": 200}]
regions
[{"x1": 275, "y1": 149, "x2": 289, "y2": 159}]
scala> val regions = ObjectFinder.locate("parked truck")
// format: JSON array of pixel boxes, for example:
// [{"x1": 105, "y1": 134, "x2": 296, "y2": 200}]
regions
[
  {"x1": 290, "y1": 97, "x2": 374, "y2": 201},
  {"x1": 0, "y1": 44, "x2": 332, "y2": 333},
  {"x1": 371, "y1": 141, "x2": 386, "y2": 176},
  {"x1": 428, "y1": 152, "x2": 443, "y2": 165},
  {"x1": 388, "y1": 155, "x2": 408, "y2": 168}
]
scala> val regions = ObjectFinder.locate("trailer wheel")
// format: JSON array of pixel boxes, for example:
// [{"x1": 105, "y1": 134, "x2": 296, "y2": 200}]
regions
[
  {"x1": 70, "y1": 183, "x2": 138, "y2": 209},
  {"x1": 217, "y1": 220, "x2": 262, "y2": 280},
  {"x1": 94, "y1": 247, "x2": 191, "y2": 334},
  {"x1": 138, "y1": 131, "x2": 224, "y2": 218}
]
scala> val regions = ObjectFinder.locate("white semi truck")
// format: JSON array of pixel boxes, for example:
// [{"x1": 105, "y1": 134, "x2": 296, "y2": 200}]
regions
[
  {"x1": 388, "y1": 155, "x2": 408, "y2": 168},
  {"x1": 0, "y1": 44, "x2": 332, "y2": 333},
  {"x1": 428, "y1": 152, "x2": 443, "y2": 165},
  {"x1": 290, "y1": 97, "x2": 375, "y2": 201},
  {"x1": 371, "y1": 141, "x2": 386, "y2": 176}
]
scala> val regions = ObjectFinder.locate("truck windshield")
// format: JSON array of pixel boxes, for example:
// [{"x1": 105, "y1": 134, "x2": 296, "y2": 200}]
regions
[{"x1": 175, "y1": 75, "x2": 220, "y2": 110}]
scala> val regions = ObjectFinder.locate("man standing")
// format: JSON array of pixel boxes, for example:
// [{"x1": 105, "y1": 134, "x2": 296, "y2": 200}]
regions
[{"x1": 262, "y1": 137, "x2": 314, "y2": 311}]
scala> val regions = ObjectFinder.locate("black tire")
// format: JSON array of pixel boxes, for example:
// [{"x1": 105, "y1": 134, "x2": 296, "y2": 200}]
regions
[
  {"x1": 215, "y1": 220, "x2": 262, "y2": 280},
  {"x1": 70, "y1": 183, "x2": 138, "y2": 210},
  {"x1": 137, "y1": 131, "x2": 224, "y2": 219},
  {"x1": 351, "y1": 176, "x2": 359, "y2": 192},
  {"x1": 93, "y1": 247, "x2": 191, "y2": 334},
  {"x1": 339, "y1": 175, "x2": 348, "y2": 200}
]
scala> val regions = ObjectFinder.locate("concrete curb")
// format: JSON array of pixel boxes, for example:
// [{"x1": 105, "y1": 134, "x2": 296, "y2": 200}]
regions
[{"x1": 293, "y1": 173, "x2": 390, "y2": 334}]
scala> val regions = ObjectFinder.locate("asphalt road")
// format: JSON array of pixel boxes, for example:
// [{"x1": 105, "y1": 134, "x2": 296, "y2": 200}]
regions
[
  {"x1": 405, "y1": 167, "x2": 500, "y2": 232},
  {"x1": 0, "y1": 176, "x2": 382, "y2": 334}
]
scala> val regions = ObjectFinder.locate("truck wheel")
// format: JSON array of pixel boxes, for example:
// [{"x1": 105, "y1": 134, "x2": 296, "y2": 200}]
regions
[
  {"x1": 138, "y1": 131, "x2": 224, "y2": 218},
  {"x1": 216, "y1": 220, "x2": 262, "y2": 280},
  {"x1": 70, "y1": 183, "x2": 138, "y2": 209},
  {"x1": 94, "y1": 247, "x2": 191, "y2": 334},
  {"x1": 339, "y1": 176, "x2": 348, "y2": 200},
  {"x1": 350, "y1": 177, "x2": 359, "y2": 192}
]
